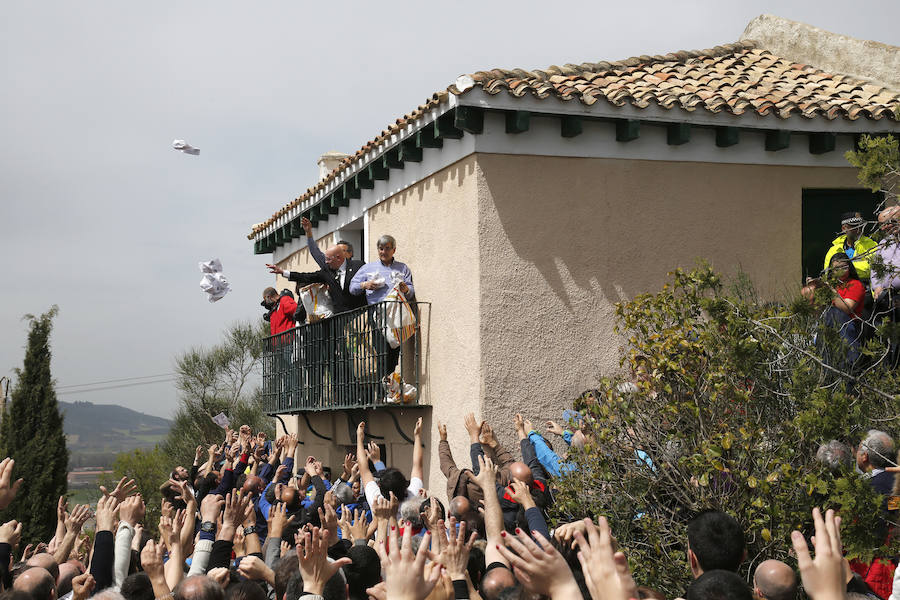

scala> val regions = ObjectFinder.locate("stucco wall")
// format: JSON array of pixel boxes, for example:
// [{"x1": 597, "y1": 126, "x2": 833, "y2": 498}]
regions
[
  {"x1": 475, "y1": 153, "x2": 861, "y2": 449},
  {"x1": 365, "y1": 155, "x2": 481, "y2": 499}
]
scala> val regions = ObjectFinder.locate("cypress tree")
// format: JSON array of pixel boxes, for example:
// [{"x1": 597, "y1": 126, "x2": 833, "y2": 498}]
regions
[{"x1": 0, "y1": 306, "x2": 68, "y2": 542}]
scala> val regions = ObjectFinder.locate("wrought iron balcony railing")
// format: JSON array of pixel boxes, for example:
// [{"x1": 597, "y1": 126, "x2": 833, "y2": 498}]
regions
[{"x1": 261, "y1": 300, "x2": 423, "y2": 413}]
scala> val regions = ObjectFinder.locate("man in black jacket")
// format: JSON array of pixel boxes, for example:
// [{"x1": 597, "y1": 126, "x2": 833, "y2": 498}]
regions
[{"x1": 266, "y1": 218, "x2": 367, "y2": 407}]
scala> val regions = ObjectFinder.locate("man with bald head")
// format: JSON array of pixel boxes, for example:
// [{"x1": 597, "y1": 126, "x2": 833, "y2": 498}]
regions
[
  {"x1": 25, "y1": 554, "x2": 59, "y2": 582},
  {"x1": 480, "y1": 567, "x2": 518, "y2": 600},
  {"x1": 267, "y1": 217, "x2": 367, "y2": 406},
  {"x1": 14, "y1": 567, "x2": 56, "y2": 600},
  {"x1": 753, "y1": 560, "x2": 797, "y2": 600},
  {"x1": 174, "y1": 575, "x2": 223, "y2": 600}
]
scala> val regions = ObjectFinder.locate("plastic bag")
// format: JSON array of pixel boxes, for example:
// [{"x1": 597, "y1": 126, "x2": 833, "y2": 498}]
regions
[
  {"x1": 298, "y1": 283, "x2": 334, "y2": 323},
  {"x1": 376, "y1": 286, "x2": 417, "y2": 348},
  {"x1": 381, "y1": 371, "x2": 417, "y2": 404},
  {"x1": 366, "y1": 271, "x2": 386, "y2": 289}
]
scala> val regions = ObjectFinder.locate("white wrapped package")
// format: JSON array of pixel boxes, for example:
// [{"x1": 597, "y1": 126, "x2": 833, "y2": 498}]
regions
[{"x1": 299, "y1": 283, "x2": 334, "y2": 323}]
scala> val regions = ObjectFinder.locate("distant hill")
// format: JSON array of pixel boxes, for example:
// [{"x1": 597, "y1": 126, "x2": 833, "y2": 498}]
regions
[{"x1": 60, "y1": 401, "x2": 172, "y2": 469}]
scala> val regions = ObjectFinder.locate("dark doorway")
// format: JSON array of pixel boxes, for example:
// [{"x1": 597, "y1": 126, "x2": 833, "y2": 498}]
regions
[{"x1": 801, "y1": 189, "x2": 881, "y2": 280}]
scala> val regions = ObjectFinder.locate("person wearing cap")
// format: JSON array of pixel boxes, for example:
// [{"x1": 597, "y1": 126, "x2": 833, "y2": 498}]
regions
[{"x1": 823, "y1": 211, "x2": 878, "y2": 282}]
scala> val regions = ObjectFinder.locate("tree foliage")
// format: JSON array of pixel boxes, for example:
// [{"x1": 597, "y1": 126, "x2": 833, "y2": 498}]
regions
[
  {"x1": 162, "y1": 320, "x2": 273, "y2": 467},
  {"x1": 0, "y1": 307, "x2": 69, "y2": 543},
  {"x1": 552, "y1": 266, "x2": 900, "y2": 596}
]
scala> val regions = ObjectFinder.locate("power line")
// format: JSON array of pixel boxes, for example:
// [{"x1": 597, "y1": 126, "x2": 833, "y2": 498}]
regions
[
  {"x1": 56, "y1": 373, "x2": 176, "y2": 390},
  {"x1": 56, "y1": 378, "x2": 178, "y2": 397}
]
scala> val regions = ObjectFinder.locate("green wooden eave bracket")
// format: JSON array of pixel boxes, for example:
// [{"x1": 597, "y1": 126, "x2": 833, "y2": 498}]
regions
[
  {"x1": 400, "y1": 138, "x2": 423, "y2": 162},
  {"x1": 454, "y1": 106, "x2": 484, "y2": 134},
  {"x1": 274, "y1": 227, "x2": 286, "y2": 245},
  {"x1": 715, "y1": 127, "x2": 739, "y2": 147},
  {"x1": 289, "y1": 220, "x2": 303, "y2": 238},
  {"x1": 369, "y1": 161, "x2": 389, "y2": 180},
  {"x1": 615, "y1": 120, "x2": 640, "y2": 142},
  {"x1": 560, "y1": 115, "x2": 583, "y2": 138},
  {"x1": 417, "y1": 123, "x2": 444, "y2": 148},
  {"x1": 809, "y1": 132, "x2": 836, "y2": 154},
  {"x1": 667, "y1": 123, "x2": 691, "y2": 145},
  {"x1": 765, "y1": 130, "x2": 791, "y2": 151},
  {"x1": 303, "y1": 210, "x2": 319, "y2": 228},
  {"x1": 436, "y1": 113, "x2": 463, "y2": 139},
  {"x1": 505, "y1": 111, "x2": 530, "y2": 134},
  {"x1": 345, "y1": 181, "x2": 361, "y2": 200},
  {"x1": 355, "y1": 171, "x2": 374, "y2": 189},
  {"x1": 384, "y1": 148, "x2": 403, "y2": 169}
]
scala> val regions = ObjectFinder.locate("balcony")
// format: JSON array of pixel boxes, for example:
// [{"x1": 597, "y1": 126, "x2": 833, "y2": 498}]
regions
[{"x1": 261, "y1": 300, "x2": 424, "y2": 413}]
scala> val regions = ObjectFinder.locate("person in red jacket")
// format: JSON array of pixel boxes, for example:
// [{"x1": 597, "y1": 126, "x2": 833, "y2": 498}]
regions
[
  {"x1": 262, "y1": 287, "x2": 298, "y2": 410},
  {"x1": 261, "y1": 287, "x2": 297, "y2": 335}
]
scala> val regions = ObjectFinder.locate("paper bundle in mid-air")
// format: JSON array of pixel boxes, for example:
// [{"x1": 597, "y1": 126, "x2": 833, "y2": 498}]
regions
[
  {"x1": 173, "y1": 139, "x2": 200, "y2": 155},
  {"x1": 199, "y1": 259, "x2": 231, "y2": 302}
]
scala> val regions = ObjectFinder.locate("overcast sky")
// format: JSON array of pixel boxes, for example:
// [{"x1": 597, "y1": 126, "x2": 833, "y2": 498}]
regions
[{"x1": 1, "y1": 2, "x2": 897, "y2": 419}]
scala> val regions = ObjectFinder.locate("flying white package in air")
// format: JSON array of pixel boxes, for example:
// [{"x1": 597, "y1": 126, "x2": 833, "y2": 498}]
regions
[{"x1": 199, "y1": 259, "x2": 231, "y2": 302}]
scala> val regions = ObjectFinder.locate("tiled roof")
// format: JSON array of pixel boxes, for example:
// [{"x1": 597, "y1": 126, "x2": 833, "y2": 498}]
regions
[
  {"x1": 450, "y1": 42, "x2": 900, "y2": 120},
  {"x1": 250, "y1": 41, "x2": 900, "y2": 239}
]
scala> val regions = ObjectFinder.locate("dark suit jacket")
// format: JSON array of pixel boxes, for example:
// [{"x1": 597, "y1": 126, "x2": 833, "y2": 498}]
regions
[{"x1": 288, "y1": 259, "x2": 367, "y2": 315}]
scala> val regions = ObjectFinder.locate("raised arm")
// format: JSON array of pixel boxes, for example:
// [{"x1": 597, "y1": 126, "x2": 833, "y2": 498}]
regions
[
  {"x1": 303, "y1": 218, "x2": 329, "y2": 271},
  {"x1": 473, "y1": 455, "x2": 507, "y2": 568},
  {"x1": 410, "y1": 417, "x2": 424, "y2": 483},
  {"x1": 356, "y1": 422, "x2": 375, "y2": 489}
]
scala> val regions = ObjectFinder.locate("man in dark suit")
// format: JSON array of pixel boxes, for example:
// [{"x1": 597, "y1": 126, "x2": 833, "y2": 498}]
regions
[
  {"x1": 266, "y1": 218, "x2": 367, "y2": 407},
  {"x1": 856, "y1": 429, "x2": 896, "y2": 544}
]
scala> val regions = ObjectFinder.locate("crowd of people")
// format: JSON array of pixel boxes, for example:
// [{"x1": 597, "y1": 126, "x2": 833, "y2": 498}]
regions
[
  {"x1": 802, "y1": 208, "x2": 900, "y2": 371},
  {"x1": 0, "y1": 412, "x2": 898, "y2": 600}
]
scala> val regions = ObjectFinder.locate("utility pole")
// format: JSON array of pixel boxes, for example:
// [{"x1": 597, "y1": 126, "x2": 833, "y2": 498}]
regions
[{"x1": 0, "y1": 377, "x2": 9, "y2": 423}]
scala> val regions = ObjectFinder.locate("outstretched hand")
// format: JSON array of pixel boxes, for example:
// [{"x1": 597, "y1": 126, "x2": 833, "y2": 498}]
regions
[
  {"x1": 473, "y1": 454, "x2": 498, "y2": 491},
  {"x1": 791, "y1": 508, "x2": 845, "y2": 600},
  {"x1": 497, "y1": 528, "x2": 581, "y2": 598},
  {"x1": 296, "y1": 527, "x2": 352, "y2": 595},
  {"x1": 100, "y1": 477, "x2": 138, "y2": 502},
  {"x1": 375, "y1": 521, "x2": 440, "y2": 600},
  {"x1": 573, "y1": 517, "x2": 638, "y2": 600},
  {"x1": 0, "y1": 458, "x2": 23, "y2": 510}
]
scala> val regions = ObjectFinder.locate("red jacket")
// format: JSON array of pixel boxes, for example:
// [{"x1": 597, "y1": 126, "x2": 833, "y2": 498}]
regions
[{"x1": 269, "y1": 295, "x2": 297, "y2": 335}]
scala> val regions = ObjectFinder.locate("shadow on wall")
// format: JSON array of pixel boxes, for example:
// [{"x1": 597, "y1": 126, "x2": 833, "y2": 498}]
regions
[{"x1": 477, "y1": 154, "x2": 804, "y2": 309}]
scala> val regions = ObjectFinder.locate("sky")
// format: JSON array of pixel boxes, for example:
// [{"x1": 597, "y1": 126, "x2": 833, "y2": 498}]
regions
[{"x1": 1, "y1": 2, "x2": 898, "y2": 419}]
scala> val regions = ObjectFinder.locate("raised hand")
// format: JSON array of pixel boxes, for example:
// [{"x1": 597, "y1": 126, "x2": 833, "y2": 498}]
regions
[
  {"x1": 119, "y1": 495, "x2": 145, "y2": 527},
  {"x1": 268, "y1": 502, "x2": 295, "y2": 540},
  {"x1": 375, "y1": 521, "x2": 440, "y2": 600},
  {"x1": 238, "y1": 555, "x2": 275, "y2": 585},
  {"x1": 296, "y1": 527, "x2": 352, "y2": 595},
  {"x1": 513, "y1": 413, "x2": 526, "y2": 438},
  {"x1": 71, "y1": 572, "x2": 96, "y2": 600},
  {"x1": 480, "y1": 421, "x2": 498, "y2": 448},
  {"x1": 0, "y1": 520, "x2": 22, "y2": 547},
  {"x1": 348, "y1": 508, "x2": 369, "y2": 542},
  {"x1": 437, "y1": 422, "x2": 448, "y2": 441},
  {"x1": 220, "y1": 492, "x2": 251, "y2": 540},
  {"x1": 522, "y1": 418, "x2": 536, "y2": 435},
  {"x1": 0, "y1": 458, "x2": 23, "y2": 510},
  {"x1": 100, "y1": 476, "x2": 138, "y2": 502},
  {"x1": 414, "y1": 417, "x2": 423, "y2": 438},
  {"x1": 506, "y1": 481, "x2": 536, "y2": 509},
  {"x1": 65, "y1": 504, "x2": 93, "y2": 534},
  {"x1": 200, "y1": 492, "x2": 225, "y2": 525},
  {"x1": 342, "y1": 453, "x2": 356, "y2": 479},
  {"x1": 497, "y1": 528, "x2": 581, "y2": 598},
  {"x1": 140, "y1": 539, "x2": 170, "y2": 598},
  {"x1": 194, "y1": 445, "x2": 204, "y2": 463},
  {"x1": 473, "y1": 454, "x2": 498, "y2": 491},
  {"x1": 95, "y1": 494, "x2": 120, "y2": 532},
  {"x1": 168, "y1": 478, "x2": 195, "y2": 507},
  {"x1": 463, "y1": 413, "x2": 483, "y2": 443},
  {"x1": 440, "y1": 518, "x2": 477, "y2": 581},
  {"x1": 545, "y1": 421, "x2": 565, "y2": 436},
  {"x1": 791, "y1": 508, "x2": 845, "y2": 600},
  {"x1": 317, "y1": 503, "x2": 339, "y2": 546},
  {"x1": 366, "y1": 441, "x2": 381, "y2": 463},
  {"x1": 572, "y1": 517, "x2": 638, "y2": 600},
  {"x1": 553, "y1": 519, "x2": 587, "y2": 549},
  {"x1": 207, "y1": 567, "x2": 230, "y2": 588}
]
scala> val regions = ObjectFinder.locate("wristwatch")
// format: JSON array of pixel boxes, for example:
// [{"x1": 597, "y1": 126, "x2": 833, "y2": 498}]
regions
[
  {"x1": 243, "y1": 525, "x2": 258, "y2": 536},
  {"x1": 200, "y1": 521, "x2": 216, "y2": 533}
]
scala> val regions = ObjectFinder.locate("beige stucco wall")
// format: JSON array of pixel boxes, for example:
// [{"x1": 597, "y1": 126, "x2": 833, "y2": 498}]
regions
[{"x1": 475, "y1": 153, "x2": 861, "y2": 451}]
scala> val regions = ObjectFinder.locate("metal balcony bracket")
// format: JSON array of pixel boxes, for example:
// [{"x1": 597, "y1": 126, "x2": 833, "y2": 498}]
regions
[
  {"x1": 302, "y1": 413, "x2": 332, "y2": 441},
  {"x1": 387, "y1": 411, "x2": 417, "y2": 445},
  {"x1": 346, "y1": 411, "x2": 385, "y2": 442}
]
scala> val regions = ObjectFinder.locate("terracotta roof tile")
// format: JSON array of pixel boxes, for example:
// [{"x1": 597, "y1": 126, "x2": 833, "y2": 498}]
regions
[{"x1": 250, "y1": 40, "x2": 900, "y2": 238}]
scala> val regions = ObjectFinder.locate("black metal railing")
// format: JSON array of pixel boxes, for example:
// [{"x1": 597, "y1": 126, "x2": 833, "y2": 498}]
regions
[{"x1": 261, "y1": 300, "x2": 423, "y2": 413}]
